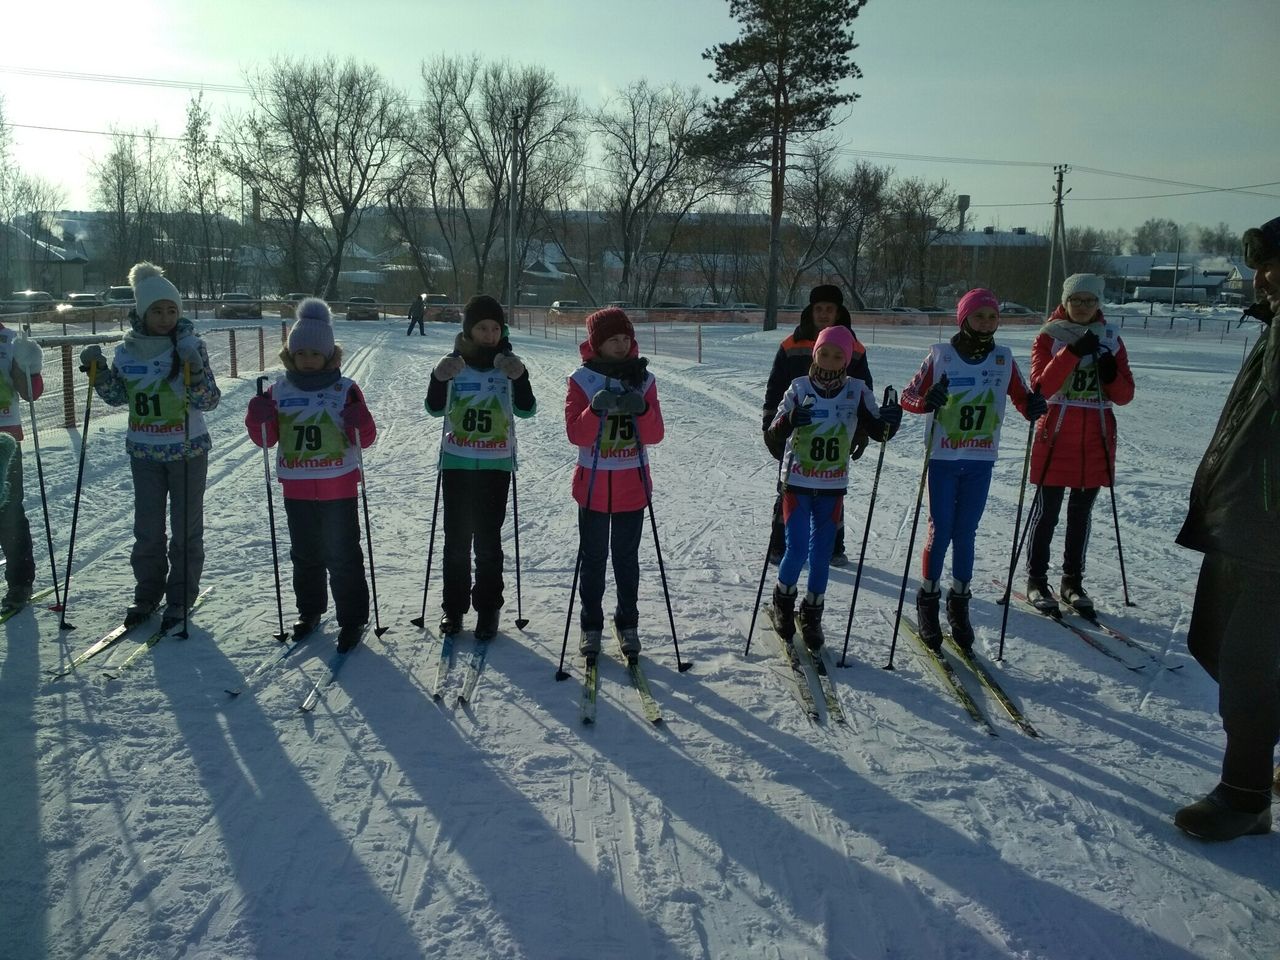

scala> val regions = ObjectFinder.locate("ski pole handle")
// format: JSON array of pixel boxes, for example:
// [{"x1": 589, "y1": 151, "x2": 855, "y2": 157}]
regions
[
  {"x1": 882, "y1": 385, "x2": 897, "y2": 405},
  {"x1": 256, "y1": 375, "x2": 268, "y2": 397}
]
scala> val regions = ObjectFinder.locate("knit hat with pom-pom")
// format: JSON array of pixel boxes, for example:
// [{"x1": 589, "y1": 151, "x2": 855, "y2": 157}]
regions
[
  {"x1": 287, "y1": 297, "x2": 335, "y2": 358},
  {"x1": 129, "y1": 261, "x2": 182, "y2": 320}
]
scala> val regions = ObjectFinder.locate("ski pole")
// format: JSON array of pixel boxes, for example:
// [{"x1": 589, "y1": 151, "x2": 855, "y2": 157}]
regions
[
  {"x1": 743, "y1": 527, "x2": 773, "y2": 658},
  {"x1": 59, "y1": 357, "x2": 98, "y2": 631},
  {"x1": 1094, "y1": 364, "x2": 1133, "y2": 605},
  {"x1": 632, "y1": 424, "x2": 691, "y2": 672},
  {"x1": 411, "y1": 368, "x2": 452, "y2": 628},
  {"x1": 178, "y1": 360, "x2": 192, "y2": 639},
  {"x1": 883, "y1": 412, "x2": 939, "y2": 671},
  {"x1": 839, "y1": 385, "x2": 896, "y2": 668},
  {"x1": 996, "y1": 413, "x2": 1038, "y2": 660},
  {"x1": 555, "y1": 412, "x2": 607, "y2": 680},
  {"x1": 353, "y1": 428, "x2": 387, "y2": 637},
  {"x1": 256, "y1": 376, "x2": 288, "y2": 641},
  {"x1": 510, "y1": 474, "x2": 529, "y2": 629},
  {"x1": 20, "y1": 338, "x2": 61, "y2": 612}
]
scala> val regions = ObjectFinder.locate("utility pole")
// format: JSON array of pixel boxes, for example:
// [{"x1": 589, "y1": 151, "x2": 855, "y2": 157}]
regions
[
  {"x1": 506, "y1": 110, "x2": 521, "y2": 318},
  {"x1": 1043, "y1": 164, "x2": 1071, "y2": 313}
]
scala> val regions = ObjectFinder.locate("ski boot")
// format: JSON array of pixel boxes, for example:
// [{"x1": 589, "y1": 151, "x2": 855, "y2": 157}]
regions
[
  {"x1": 769, "y1": 584, "x2": 798, "y2": 639},
  {"x1": 616, "y1": 623, "x2": 641, "y2": 661},
  {"x1": 337, "y1": 623, "x2": 366, "y2": 653},
  {"x1": 1059, "y1": 575, "x2": 1095, "y2": 619},
  {"x1": 796, "y1": 594, "x2": 825, "y2": 653},
  {"x1": 159, "y1": 603, "x2": 185, "y2": 634},
  {"x1": 1175, "y1": 784, "x2": 1272, "y2": 842},
  {"x1": 1026, "y1": 576, "x2": 1059, "y2": 616},
  {"x1": 946, "y1": 587, "x2": 975, "y2": 651},
  {"x1": 1, "y1": 582, "x2": 32, "y2": 615},
  {"x1": 439, "y1": 610, "x2": 463, "y2": 636},
  {"x1": 1274, "y1": 765, "x2": 1280, "y2": 799},
  {"x1": 474, "y1": 609, "x2": 500, "y2": 642},
  {"x1": 830, "y1": 525, "x2": 849, "y2": 567},
  {"x1": 124, "y1": 598, "x2": 159, "y2": 629},
  {"x1": 579, "y1": 627, "x2": 603, "y2": 662},
  {"x1": 290, "y1": 612, "x2": 322, "y2": 643},
  {"x1": 915, "y1": 587, "x2": 944, "y2": 652}
]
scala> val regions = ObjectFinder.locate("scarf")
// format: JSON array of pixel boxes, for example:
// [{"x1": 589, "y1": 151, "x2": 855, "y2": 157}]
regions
[{"x1": 808, "y1": 361, "x2": 847, "y2": 396}]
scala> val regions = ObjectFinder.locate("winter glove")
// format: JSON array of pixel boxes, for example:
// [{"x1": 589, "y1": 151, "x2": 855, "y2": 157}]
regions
[
  {"x1": 11, "y1": 338, "x2": 42, "y2": 375},
  {"x1": 787, "y1": 397, "x2": 814, "y2": 429},
  {"x1": 1023, "y1": 389, "x2": 1048, "y2": 421},
  {"x1": 590, "y1": 389, "x2": 620, "y2": 414},
  {"x1": 494, "y1": 352, "x2": 526, "y2": 380},
  {"x1": 923, "y1": 379, "x2": 949, "y2": 413},
  {"x1": 176, "y1": 337, "x2": 203, "y2": 370},
  {"x1": 1068, "y1": 330, "x2": 1101, "y2": 357},
  {"x1": 614, "y1": 390, "x2": 646, "y2": 416},
  {"x1": 877, "y1": 400, "x2": 903, "y2": 440},
  {"x1": 1095, "y1": 351, "x2": 1118, "y2": 384},
  {"x1": 433, "y1": 354, "x2": 465, "y2": 382},
  {"x1": 342, "y1": 399, "x2": 375, "y2": 445},
  {"x1": 79, "y1": 344, "x2": 105, "y2": 374},
  {"x1": 246, "y1": 394, "x2": 277, "y2": 428},
  {"x1": 849, "y1": 428, "x2": 870, "y2": 462}
]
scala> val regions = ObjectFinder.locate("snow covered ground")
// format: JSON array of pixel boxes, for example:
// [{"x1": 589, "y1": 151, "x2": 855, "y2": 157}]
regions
[{"x1": 2, "y1": 314, "x2": 1275, "y2": 960}]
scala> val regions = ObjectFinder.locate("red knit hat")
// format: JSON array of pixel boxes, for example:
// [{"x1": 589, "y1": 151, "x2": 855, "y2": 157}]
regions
[
  {"x1": 955, "y1": 288, "x2": 999, "y2": 327},
  {"x1": 586, "y1": 307, "x2": 635, "y2": 352}
]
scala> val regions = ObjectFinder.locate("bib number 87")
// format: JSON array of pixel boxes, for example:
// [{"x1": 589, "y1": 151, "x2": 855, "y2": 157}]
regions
[{"x1": 958, "y1": 404, "x2": 987, "y2": 431}]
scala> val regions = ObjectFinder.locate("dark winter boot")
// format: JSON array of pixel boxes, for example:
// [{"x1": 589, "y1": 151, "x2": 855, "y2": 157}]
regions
[
  {"x1": 579, "y1": 627, "x2": 603, "y2": 661},
  {"x1": 616, "y1": 623, "x2": 641, "y2": 660},
  {"x1": 160, "y1": 604, "x2": 185, "y2": 634},
  {"x1": 1274, "y1": 765, "x2": 1280, "y2": 799},
  {"x1": 337, "y1": 623, "x2": 366, "y2": 653},
  {"x1": 439, "y1": 610, "x2": 463, "y2": 636},
  {"x1": 915, "y1": 587, "x2": 943, "y2": 652},
  {"x1": 1174, "y1": 784, "x2": 1272, "y2": 841},
  {"x1": 830, "y1": 525, "x2": 849, "y2": 567},
  {"x1": 946, "y1": 588, "x2": 975, "y2": 651},
  {"x1": 290, "y1": 612, "x2": 322, "y2": 643},
  {"x1": 474, "y1": 609, "x2": 500, "y2": 642},
  {"x1": 1, "y1": 582, "x2": 32, "y2": 614},
  {"x1": 1059, "y1": 575, "x2": 1095, "y2": 618},
  {"x1": 797, "y1": 594, "x2": 825, "y2": 652},
  {"x1": 769, "y1": 584, "x2": 798, "y2": 639},
  {"x1": 124, "y1": 598, "x2": 160, "y2": 628},
  {"x1": 1026, "y1": 576, "x2": 1059, "y2": 616}
]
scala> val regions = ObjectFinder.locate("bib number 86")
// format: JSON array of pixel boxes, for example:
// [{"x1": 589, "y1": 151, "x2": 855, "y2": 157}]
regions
[{"x1": 808, "y1": 436, "x2": 841, "y2": 462}]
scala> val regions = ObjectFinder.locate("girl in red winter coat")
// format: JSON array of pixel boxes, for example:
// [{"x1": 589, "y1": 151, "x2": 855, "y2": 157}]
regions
[
  {"x1": 564, "y1": 308, "x2": 664, "y2": 661},
  {"x1": 1024, "y1": 274, "x2": 1135, "y2": 615},
  {"x1": 245, "y1": 297, "x2": 376, "y2": 652}
]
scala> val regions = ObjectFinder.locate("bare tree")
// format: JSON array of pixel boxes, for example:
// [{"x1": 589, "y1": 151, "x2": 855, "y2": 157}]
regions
[
  {"x1": 177, "y1": 93, "x2": 236, "y2": 298},
  {"x1": 889, "y1": 176, "x2": 957, "y2": 306},
  {"x1": 778, "y1": 141, "x2": 857, "y2": 303},
  {"x1": 92, "y1": 129, "x2": 170, "y2": 281},
  {"x1": 823, "y1": 160, "x2": 890, "y2": 304}
]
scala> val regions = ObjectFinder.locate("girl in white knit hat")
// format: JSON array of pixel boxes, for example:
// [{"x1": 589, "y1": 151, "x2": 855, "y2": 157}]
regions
[{"x1": 78, "y1": 261, "x2": 221, "y2": 632}]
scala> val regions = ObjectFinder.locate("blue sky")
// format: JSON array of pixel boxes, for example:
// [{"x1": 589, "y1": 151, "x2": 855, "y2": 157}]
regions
[{"x1": 2, "y1": 0, "x2": 1274, "y2": 238}]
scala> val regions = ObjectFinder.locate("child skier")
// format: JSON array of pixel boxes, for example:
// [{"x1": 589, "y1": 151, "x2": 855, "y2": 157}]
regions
[
  {"x1": 765, "y1": 324, "x2": 901, "y2": 652},
  {"x1": 0, "y1": 317, "x2": 45, "y2": 613},
  {"x1": 761, "y1": 284, "x2": 873, "y2": 565},
  {"x1": 565, "y1": 307, "x2": 663, "y2": 660},
  {"x1": 245, "y1": 297, "x2": 375, "y2": 653},
  {"x1": 78, "y1": 262, "x2": 221, "y2": 632},
  {"x1": 426, "y1": 294, "x2": 535, "y2": 640},
  {"x1": 899, "y1": 289, "x2": 1047, "y2": 650},
  {"x1": 1024, "y1": 274, "x2": 1135, "y2": 615}
]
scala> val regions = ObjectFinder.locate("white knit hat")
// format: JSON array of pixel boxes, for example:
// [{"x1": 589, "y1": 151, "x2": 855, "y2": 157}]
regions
[
  {"x1": 129, "y1": 261, "x2": 182, "y2": 319},
  {"x1": 1061, "y1": 273, "x2": 1105, "y2": 305}
]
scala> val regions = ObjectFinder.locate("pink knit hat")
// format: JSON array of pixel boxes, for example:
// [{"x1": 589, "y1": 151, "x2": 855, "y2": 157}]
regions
[
  {"x1": 813, "y1": 324, "x2": 854, "y2": 364},
  {"x1": 955, "y1": 288, "x2": 1000, "y2": 327}
]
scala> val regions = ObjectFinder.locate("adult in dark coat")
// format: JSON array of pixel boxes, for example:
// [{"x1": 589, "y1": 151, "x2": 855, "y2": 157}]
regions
[
  {"x1": 761, "y1": 284, "x2": 873, "y2": 563},
  {"x1": 406, "y1": 294, "x2": 426, "y2": 335},
  {"x1": 1173, "y1": 215, "x2": 1280, "y2": 842}
]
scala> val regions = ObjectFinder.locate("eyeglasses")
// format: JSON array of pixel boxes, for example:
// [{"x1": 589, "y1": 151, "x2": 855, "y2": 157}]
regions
[{"x1": 1067, "y1": 297, "x2": 1098, "y2": 307}]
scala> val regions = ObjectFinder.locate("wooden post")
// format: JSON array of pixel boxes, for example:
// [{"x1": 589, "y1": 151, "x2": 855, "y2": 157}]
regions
[
  {"x1": 61, "y1": 345, "x2": 76, "y2": 428},
  {"x1": 281, "y1": 320, "x2": 288, "y2": 344},
  {"x1": 229, "y1": 329, "x2": 239, "y2": 379},
  {"x1": 258, "y1": 326, "x2": 266, "y2": 370},
  {"x1": 697, "y1": 324, "x2": 702, "y2": 363}
]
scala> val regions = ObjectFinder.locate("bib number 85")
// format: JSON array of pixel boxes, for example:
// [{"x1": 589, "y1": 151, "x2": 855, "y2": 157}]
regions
[{"x1": 461, "y1": 408, "x2": 493, "y2": 432}]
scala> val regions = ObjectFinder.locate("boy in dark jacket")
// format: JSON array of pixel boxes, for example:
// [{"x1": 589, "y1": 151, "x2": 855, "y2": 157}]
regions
[
  {"x1": 1173, "y1": 215, "x2": 1280, "y2": 842},
  {"x1": 761, "y1": 285, "x2": 872, "y2": 564}
]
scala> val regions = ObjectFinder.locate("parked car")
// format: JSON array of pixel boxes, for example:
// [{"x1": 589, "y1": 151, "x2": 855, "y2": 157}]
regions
[
  {"x1": 694, "y1": 301, "x2": 722, "y2": 309},
  {"x1": 778, "y1": 303, "x2": 802, "y2": 311},
  {"x1": 730, "y1": 302, "x2": 761, "y2": 309},
  {"x1": 2, "y1": 290, "x2": 56, "y2": 315},
  {"x1": 279, "y1": 292, "x2": 308, "y2": 318},
  {"x1": 214, "y1": 292, "x2": 263, "y2": 319},
  {"x1": 61, "y1": 292, "x2": 105, "y2": 309},
  {"x1": 345, "y1": 296, "x2": 381, "y2": 321},
  {"x1": 652, "y1": 300, "x2": 685, "y2": 308},
  {"x1": 102, "y1": 285, "x2": 135, "y2": 306},
  {"x1": 998, "y1": 301, "x2": 1034, "y2": 315},
  {"x1": 423, "y1": 294, "x2": 460, "y2": 322},
  {"x1": 605, "y1": 300, "x2": 635, "y2": 309}
]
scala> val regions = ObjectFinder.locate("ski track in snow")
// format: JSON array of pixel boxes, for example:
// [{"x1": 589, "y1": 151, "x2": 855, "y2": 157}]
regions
[{"x1": 2, "y1": 316, "x2": 1276, "y2": 960}]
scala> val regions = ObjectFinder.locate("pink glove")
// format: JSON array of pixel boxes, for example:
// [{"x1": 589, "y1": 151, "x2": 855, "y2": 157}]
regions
[
  {"x1": 342, "y1": 399, "x2": 375, "y2": 445},
  {"x1": 246, "y1": 394, "x2": 277, "y2": 428}
]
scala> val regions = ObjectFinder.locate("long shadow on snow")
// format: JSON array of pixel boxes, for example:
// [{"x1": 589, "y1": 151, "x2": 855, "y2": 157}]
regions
[
  {"x1": 0, "y1": 617, "x2": 49, "y2": 960},
  {"x1": 346, "y1": 643, "x2": 686, "y2": 960},
  {"x1": 152, "y1": 639, "x2": 428, "y2": 960},
  {"x1": 625, "y1": 655, "x2": 1208, "y2": 960}
]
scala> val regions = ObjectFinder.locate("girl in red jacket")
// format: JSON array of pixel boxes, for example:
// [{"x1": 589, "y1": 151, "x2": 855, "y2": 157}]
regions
[
  {"x1": 245, "y1": 298, "x2": 376, "y2": 652},
  {"x1": 564, "y1": 308, "x2": 664, "y2": 660},
  {"x1": 1024, "y1": 274, "x2": 1135, "y2": 615}
]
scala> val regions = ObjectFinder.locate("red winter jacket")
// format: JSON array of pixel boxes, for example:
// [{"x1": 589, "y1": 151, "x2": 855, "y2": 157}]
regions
[
  {"x1": 565, "y1": 338, "x2": 664, "y2": 513},
  {"x1": 1029, "y1": 308, "x2": 1135, "y2": 489}
]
